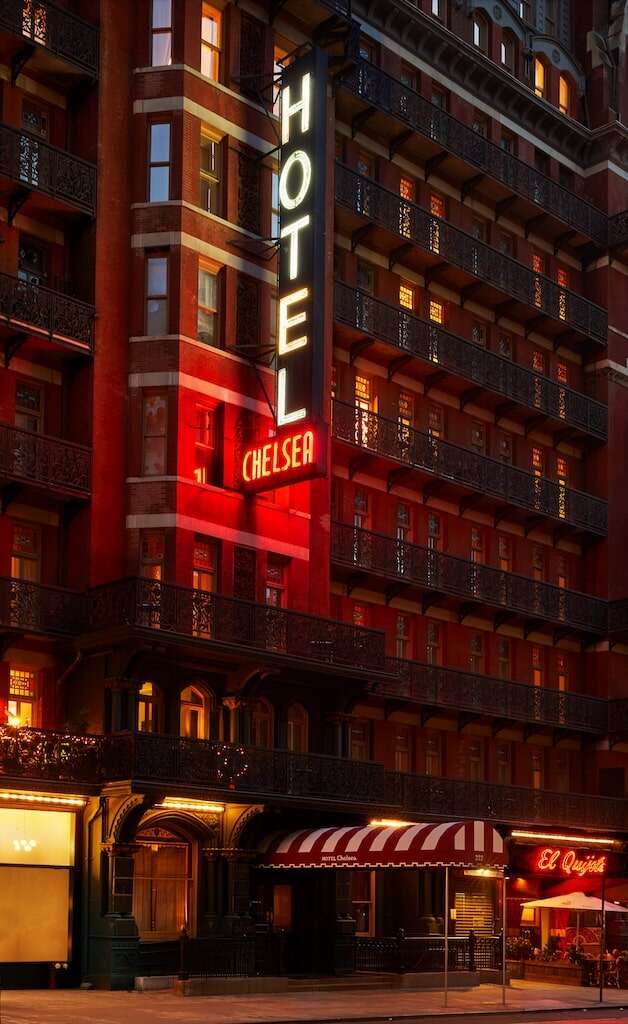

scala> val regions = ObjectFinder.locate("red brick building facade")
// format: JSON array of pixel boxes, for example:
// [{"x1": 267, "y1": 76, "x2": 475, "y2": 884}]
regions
[{"x1": 1, "y1": 0, "x2": 628, "y2": 989}]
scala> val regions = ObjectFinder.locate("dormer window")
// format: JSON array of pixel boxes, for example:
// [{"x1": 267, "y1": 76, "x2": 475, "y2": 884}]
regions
[
  {"x1": 534, "y1": 58, "x2": 546, "y2": 99},
  {"x1": 559, "y1": 74, "x2": 571, "y2": 115}
]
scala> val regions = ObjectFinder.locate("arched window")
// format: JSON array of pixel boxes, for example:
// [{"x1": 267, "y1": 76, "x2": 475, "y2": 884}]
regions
[
  {"x1": 500, "y1": 32, "x2": 515, "y2": 73},
  {"x1": 287, "y1": 704, "x2": 308, "y2": 753},
  {"x1": 534, "y1": 58, "x2": 546, "y2": 99},
  {"x1": 559, "y1": 74, "x2": 571, "y2": 115},
  {"x1": 250, "y1": 698, "x2": 274, "y2": 748},
  {"x1": 180, "y1": 685, "x2": 213, "y2": 740},
  {"x1": 137, "y1": 681, "x2": 162, "y2": 733},
  {"x1": 472, "y1": 13, "x2": 488, "y2": 53}
]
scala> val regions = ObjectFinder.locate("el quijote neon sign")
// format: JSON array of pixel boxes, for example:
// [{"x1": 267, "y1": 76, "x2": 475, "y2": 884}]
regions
[
  {"x1": 536, "y1": 846, "x2": 607, "y2": 878},
  {"x1": 241, "y1": 48, "x2": 328, "y2": 493}
]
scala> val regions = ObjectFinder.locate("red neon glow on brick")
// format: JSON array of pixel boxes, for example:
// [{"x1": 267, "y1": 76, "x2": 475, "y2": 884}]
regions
[{"x1": 536, "y1": 846, "x2": 607, "y2": 877}]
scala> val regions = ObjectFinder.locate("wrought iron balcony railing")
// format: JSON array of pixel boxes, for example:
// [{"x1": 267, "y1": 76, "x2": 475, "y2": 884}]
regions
[
  {"x1": 86, "y1": 577, "x2": 388, "y2": 676},
  {"x1": 332, "y1": 401, "x2": 608, "y2": 536},
  {"x1": 338, "y1": 59, "x2": 608, "y2": 248},
  {"x1": 335, "y1": 164, "x2": 608, "y2": 346},
  {"x1": 334, "y1": 282, "x2": 607, "y2": 440},
  {"x1": 0, "y1": 271, "x2": 94, "y2": 349},
  {"x1": 608, "y1": 211, "x2": 628, "y2": 250},
  {"x1": 332, "y1": 522, "x2": 607, "y2": 634},
  {"x1": 0, "y1": 0, "x2": 99, "y2": 77},
  {"x1": 1, "y1": 727, "x2": 625, "y2": 831},
  {"x1": 0, "y1": 422, "x2": 90, "y2": 495},
  {"x1": 0, "y1": 123, "x2": 96, "y2": 214},
  {"x1": 0, "y1": 577, "x2": 81, "y2": 634},
  {"x1": 375, "y1": 659, "x2": 608, "y2": 734}
]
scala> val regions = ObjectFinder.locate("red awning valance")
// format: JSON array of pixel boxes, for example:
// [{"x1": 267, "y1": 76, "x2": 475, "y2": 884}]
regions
[{"x1": 258, "y1": 821, "x2": 506, "y2": 870}]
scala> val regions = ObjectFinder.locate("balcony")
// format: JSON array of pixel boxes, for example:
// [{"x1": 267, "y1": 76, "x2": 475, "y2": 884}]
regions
[
  {"x1": 86, "y1": 577, "x2": 389, "y2": 678},
  {"x1": 336, "y1": 59, "x2": 608, "y2": 249},
  {"x1": 372, "y1": 660, "x2": 608, "y2": 735},
  {"x1": 0, "y1": 0, "x2": 99, "y2": 79},
  {"x1": 332, "y1": 401, "x2": 608, "y2": 538},
  {"x1": 331, "y1": 522, "x2": 607, "y2": 637},
  {"x1": 0, "y1": 423, "x2": 90, "y2": 498},
  {"x1": 609, "y1": 211, "x2": 628, "y2": 252},
  {"x1": 334, "y1": 282, "x2": 607, "y2": 441},
  {"x1": 0, "y1": 577, "x2": 81, "y2": 635},
  {"x1": 0, "y1": 270, "x2": 94, "y2": 356},
  {"x1": 1, "y1": 727, "x2": 626, "y2": 832},
  {"x1": 334, "y1": 164, "x2": 608, "y2": 348},
  {"x1": 0, "y1": 123, "x2": 96, "y2": 217}
]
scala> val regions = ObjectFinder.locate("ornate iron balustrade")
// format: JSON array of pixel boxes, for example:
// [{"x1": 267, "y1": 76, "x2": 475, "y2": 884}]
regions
[
  {"x1": 87, "y1": 577, "x2": 388, "y2": 675},
  {"x1": 0, "y1": 0, "x2": 99, "y2": 76},
  {"x1": 334, "y1": 282, "x2": 607, "y2": 440},
  {"x1": 334, "y1": 164, "x2": 608, "y2": 345},
  {"x1": 0, "y1": 122, "x2": 96, "y2": 214},
  {"x1": 332, "y1": 522, "x2": 607, "y2": 634},
  {"x1": 339, "y1": 59, "x2": 608, "y2": 248},
  {"x1": 0, "y1": 270, "x2": 94, "y2": 348},
  {"x1": 376, "y1": 659, "x2": 608, "y2": 733},
  {"x1": 0, "y1": 422, "x2": 90, "y2": 495},
  {"x1": 0, "y1": 577, "x2": 82, "y2": 634},
  {"x1": 332, "y1": 401, "x2": 608, "y2": 536},
  {"x1": 390, "y1": 772, "x2": 628, "y2": 831}
]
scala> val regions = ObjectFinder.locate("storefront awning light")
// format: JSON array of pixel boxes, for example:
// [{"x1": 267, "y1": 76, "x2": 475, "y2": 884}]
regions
[
  {"x1": 511, "y1": 830, "x2": 618, "y2": 847},
  {"x1": 0, "y1": 792, "x2": 85, "y2": 808},
  {"x1": 369, "y1": 818, "x2": 415, "y2": 827},
  {"x1": 156, "y1": 798, "x2": 225, "y2": 813},
  {"x1": 464, "y1": 868, "x2": 503, "y2": 878}
]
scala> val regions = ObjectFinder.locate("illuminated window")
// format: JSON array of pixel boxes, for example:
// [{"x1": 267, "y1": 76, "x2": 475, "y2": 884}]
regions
[
  {"x1": 557, "y1": 266, "x2": 568, "y2": 321},
  {"x1": 137, "y1": 681, "x2": 161, "y2": 733},
  {"x1": 472, "y1": 14, "x2": 487, "y2": 52},
  {"x1": 532, "y1": 645, "x2": 544, "y2": 686},
  {"x1": 7, "y1": 668, "x2": 37, "y2": 728},
  {"x1": 353, "y1": 603, "x2": 367, "y2": 627},
  {"x1": 559, "y1": 74, "x2": 570, "y2": 115},
  {"x1": 429, "y1": 193, "x2": 445, "y2": 255},
  {"x1": 15, "y1": 381, "x2": 42, "y2": 433},
  {"x1": 430, "y1": 0, "x2": 443, "y2": 18},
  {"x1": 198, "y1": 265, "x2": 220, "y2": 345},
  {"x1": 265, "y1": 554, "x2": 287, "y2": 607},
  {"x1": 427, "y1": 405, "x2": 443, "y2": 439},
  {"x1": 201, "y1": 2, "x2": 221, "y2": 80},
  {"x1": 140, "y1": 531, "x2": 164, "y2": 581},
  {"x1": 399, "y1": 282, "x2": 414, "y2": 310},
  {"x1": 399, "y1": 177, "x2": 415, "y2": 201},
  {"x1": 146, "y1": 255, "x2": 168, "y2": 334},
  {"x1": 193, "y1": 536, "x2": 218, "y2": 596},
  {"x1": 426, "y1": 621, "x2": 441, "y2": 665},
  {"x1": 394, "y1": 725, "x2": 411, "y2": 772},
  {"x1": 534, "y1": 58, "x2": 546, "y2": 99},
  {"x1": 148, "y1": 123, "x2": 170, "y2": 202},
  {"x1": 142, "y1": 394, "x2": 167, "y2": 475},
  {"x1": 355, "y1": 375, "x2": 371, "y2": 405},
  {"x1": 556, "y1": 553, "x2": 568, "y2": 591},
  {"x1": 287, "y1": 704, "x2": 308, "y2": 753},
  {"x1": 428, "y1": 298, "x2": 444, "y2": 324},
  {"x1": 497, "y1": 639, "x2": 511, "y2": 680},
  {"x1": 395, "y1": 614, "x2": 410, "y2": 660},
  {"x1": 200, "y1": 132, "x2": 222, "y2": 214},
  {"x1": 11, "y1": 522, "x2": 39, "y2": 583},
  {"x1": 398, "y1": 392, "x2": 414, "y2": 427},
  {"x1": 557, "y1": 653, "x2": 568, "y2": 692},
  {"x1": 556, "y1": 362, "x2": 568, "y2": 385},
  {"x1": 151, "y1": 0, "x2": 172, "y2": 66},
  {"x1": 557, "y1": 456, "x2": 567, "y2": 520},
  {"x1": 532, "y1": 350, "x2": 545, "y2": 373},
  {"x1": 532, "y1": 446, "x2": 544, "y2": 476},
  {"x1": 532, "y1": 252, "x2": 544, "y2": 308},
  {"x1": 557, "y1": 455, "x2": 568, "y2": 480},
  {"x1": 180, "y1": 685, "x2": 213, "y2": 739},
  {"x1": 430, "y1": 193, "x2": 445, "y2": 216},
  {"x1": 194, "y1": 406, "x2": 216, "y2": 485}
]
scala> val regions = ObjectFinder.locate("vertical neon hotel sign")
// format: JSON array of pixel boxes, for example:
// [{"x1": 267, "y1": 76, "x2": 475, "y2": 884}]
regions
[{"x1": 241, "y1": 49, "x2": 328, "y2": 492}]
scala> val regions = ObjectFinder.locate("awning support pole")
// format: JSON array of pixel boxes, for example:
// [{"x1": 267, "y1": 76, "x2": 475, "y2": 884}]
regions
[
  {"x1": 599, "y1": 873, "x2": 606, "y2": 1004},
  {"x1": 502, "y1": 870, "x2": 507, "y2": 1005},
  {"x1": 444, "y1": 864, "x2": 449, "y2": 1007}
]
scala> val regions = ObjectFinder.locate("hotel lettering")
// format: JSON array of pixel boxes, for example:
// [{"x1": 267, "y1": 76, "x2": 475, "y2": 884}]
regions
[{"x1": 241, "y1": 48, "x2": 328, "y2": 493}]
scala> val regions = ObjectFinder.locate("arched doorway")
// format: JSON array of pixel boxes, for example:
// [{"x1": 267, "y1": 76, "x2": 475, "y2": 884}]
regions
[
  {"x1": 180, "y1": 684, "x2": 214, "y2": 739},
  {"x1": 133, "y1": 825, "x2": 192, "y2": 939}
]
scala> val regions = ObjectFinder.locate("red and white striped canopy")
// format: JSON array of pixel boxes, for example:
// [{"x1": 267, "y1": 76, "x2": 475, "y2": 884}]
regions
[{"x1": 259, "y1": 821, "x2": 505, "y2": 870}]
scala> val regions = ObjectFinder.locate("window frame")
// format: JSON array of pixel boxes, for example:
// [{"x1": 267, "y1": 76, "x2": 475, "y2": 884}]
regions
[
  {"x1": 148, "y1": 121, "x2": 171, "y2": 203},
  {"x1": 150, "y1": 0, "x2": 173, "y2": 67},
  {"x1": 201, "y1": 2, "x2": 222, "y2": 81},
  {"x1": 145, "y1": 253, "x2": 169, "y2": 335}
]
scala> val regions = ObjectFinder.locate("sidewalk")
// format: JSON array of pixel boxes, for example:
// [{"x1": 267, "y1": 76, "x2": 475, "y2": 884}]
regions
[{"x1": 1, "y1": 981, "x2": 628, "y2": 1024}]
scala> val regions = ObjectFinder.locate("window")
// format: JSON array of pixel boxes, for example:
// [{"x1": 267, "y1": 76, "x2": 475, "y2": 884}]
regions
[
  {"x1": 350, "y1": 720, "x2": 371, "y2": 761},
  {"x1": 497, "y1": 638, "x2": 511, "y2": 680},
  {"x1": 531, "y1": 545, "x2": 545, "y2": 582},
  {"x1": 470, "y1": 422, "x2": 485, "y2": 454},
  {"x1": 137, "y1": 681, "x2": 160, "y2": 733},
  {"x1": 18, "y1": 234, "x2": 47, "y2": 285},
  {"x1": 558, "y1": 164, "x2": 574, "y2": 191},
  {"x1": 426, "y1": 621, "x2": 441, "y2": 665},
  {"x1": 400, "y1": 62, "x2": 418, "y2": 91},
  {"x1": 557, "y1": 456, "x2": 568, "y2": 519},
  {"x1": 22, "y1": 97, "x2": 48, "y2": 139},
  {"x1": 500, "y1": 131, "x2": 515, "y2": 155},
  {"x1": 501, "y1": 33, "x2": 515, "y2": 72},
  {"x1": 148, "y1": 123, "x2": 170, "y2": 202},
  {"x1": 471, "y1": 321, "x2": 486, "y2": 346},
  {"x1": 534, "y1": 58, "x2": 546, "y2": 99},
  {"x1": 559, "y1": 75, "x2": 570, "y2": 115},
  {"x1": 394, "y1": 725, "x2": 411, "y2": 772},
  {"x1": 427, "y1": 405, "x2": 444, "y2": 439},
  {"x1": 429, "y1": 193, "x2": 445, "y2": 254},
  {"x1": 194, "y1": 407, "x2": 217, "y2": 484},
  {"x1": 251, "y1": 699, "x2": 273, "y2": 748},
  {"x1": 193, "y1": 536, "x2": 218, "y2": 593},
  {"x1": 15, "y1": 381, "x2": 42, "y2": 432},
  {"x1": 425, "y1": 733, "x2": 441, "y2": 775},
  {"x1": 472, "y1": 14, "x2": 487, "y2": 52},
  {"x1": 557, "y1": 653, "x2": 568, "y2": 692},
  {"x1": 357, "y1": 259, "x2": 375, "y2": 294},
  {"x1": 545, "y1": 0, "x2": 556, "y2": 35},
  {"x1": 200, "y1": 132, "x2": 222, "y2": 214},
  {"x1": 518, "y1": 0, "x2": 530, "y2": 20},
  {"x1": 353, "y1": 603, "x2": 367, "y2": 627},
  {"x1": 399, "y1": 282, "x2": 414, "y2": 311},
  {"x1": 354, "y1": 375, "x2": 373, "y2": 447},
  {"x1": 142, "y1": 394, "x2": 167, "y2": 475},
  {"x1": 470, "y1": 527, "x2": 484, "y2": 563},
  {"x1": 140, "y1": 531, "x2": 164, "y2": 580},
  {"x1": 469, "y1": 632, "x2": 483, "y2": 673},
  {"x1": 265, "y1": 554, "x2": 287, "y2": 607},
  {"x1": 430, "y1": 0, "x2": 444, "y2": 18},
  {"x1": 557, "y1": 266, "x2": 568, "y2": 322},
  {"x1": 498, "y1": 535, "x2": 512, "y2": 573},
  {"x1": 198, "y1": 265, "x2": 220, "y2": 345},
  {"x1": 395, "y1": 613, "x2": 410, "y2": 660},
  {"x1": 472, "y1": 115, "x2": 487, "y2": 137},
  {"x1": 532, "y1": 349, "x2": 546, "y2": 375},
  {"x1": 531, "y1": 748, "x2": 544, "y2": 790},
  {"x1": 353, "y1": 487, "x2": 369, "y2": 529},
  {"x1": 12, "y1": 522, "x2": 40, "y2": 582},
  {"x1": 7, "y1": 668, "x2": 37, "y2": 728},
  {"x1": 496, "y1": 743, "x2": 511, "y2": 784},
  {"x1": 181, "y1": 685, "x2": 212, "y2": 739},
  {"x1": 398, "y1": 393, "x2": 414, "y2": 443},
  {"x1": 357, "y1": 150, "x2": 373, "y2": 178},
  {"x1": 201, "y1": 2, "x2": 221, "y2": 80},
  {"x1": 352, "y1": 871, "x2": 375, "y2": 936},
  {"x1": 428, "y1": 298, "x2": 444, "y2": 325},
  {"x1": 287, "y1": 704, "x2": 308, "y2": 753},
  {"x1": 497, "y1": 333, "x2": 512, "y2": 359},
  {"x1": 499, "y1": 232, "x2": 515, "y2": 257},
  {"x1": 497, "y1": 431, "x2": 513, "y2": 463},
  {"x1": 467, "y1": 740, "x2": 484, "y2": 781},
  {"x1": 399, "y1": 177, "x2": 414, "y2": 237},
  {"x1": 146, "y1": 255, "x2": 168, "y2": 334},
  {"x1": 151, "y1": 0, "x2": 172, "y2": 66},
  {"x1": 532, "y1": 645, "x2": 544, "y2": 686}
]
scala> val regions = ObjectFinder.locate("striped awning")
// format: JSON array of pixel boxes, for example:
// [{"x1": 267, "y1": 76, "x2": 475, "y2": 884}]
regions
[{"x1": 258, "y1": 821, "x2": 505, "y2": 870}]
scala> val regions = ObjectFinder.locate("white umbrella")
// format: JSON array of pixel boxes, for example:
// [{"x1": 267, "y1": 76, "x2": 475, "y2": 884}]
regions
[{"x1": 522, "y1": 893, "x2": 625, "y2": 913}]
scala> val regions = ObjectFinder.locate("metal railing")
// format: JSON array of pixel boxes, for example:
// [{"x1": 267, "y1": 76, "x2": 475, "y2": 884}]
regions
[
  {"x1": 332, "y1": 401, "x2": 608, "y2": 536},
  {"x1": 0, "y1": 422, "x2": 90, "y2": 494},
  {"x1": 0, "y1": 576, "x2": 82, "y2": 634},
  {"x1": 334, "y1": 282, "x2": 607, "y2": 440},
  {"x1": 0, "y1": 0, "x2": 99, "y2": 76},
  {"x1": 355, "y1": 932, "x2": 501, "y2": 972},
  {"x1": 335, "y1": 163, "x2": 608, "y2": 345},
  {"x1": 0, "y1": 122, "x2": 96, "y2": 214},
  {"x1": 338, "y1": 59, "x2": 608, "y2": 247},
  {"x1": 0, "y1": 270, "x2": 94, "y2": 348},
  {"x1": 332, "y1": 521, "x2": 607, "y2": 633}
]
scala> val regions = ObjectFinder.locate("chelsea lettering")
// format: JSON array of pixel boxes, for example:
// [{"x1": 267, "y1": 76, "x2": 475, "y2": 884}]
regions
[{"x1": 242, "y1": 430, "x2": 316, "y2": 485}]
